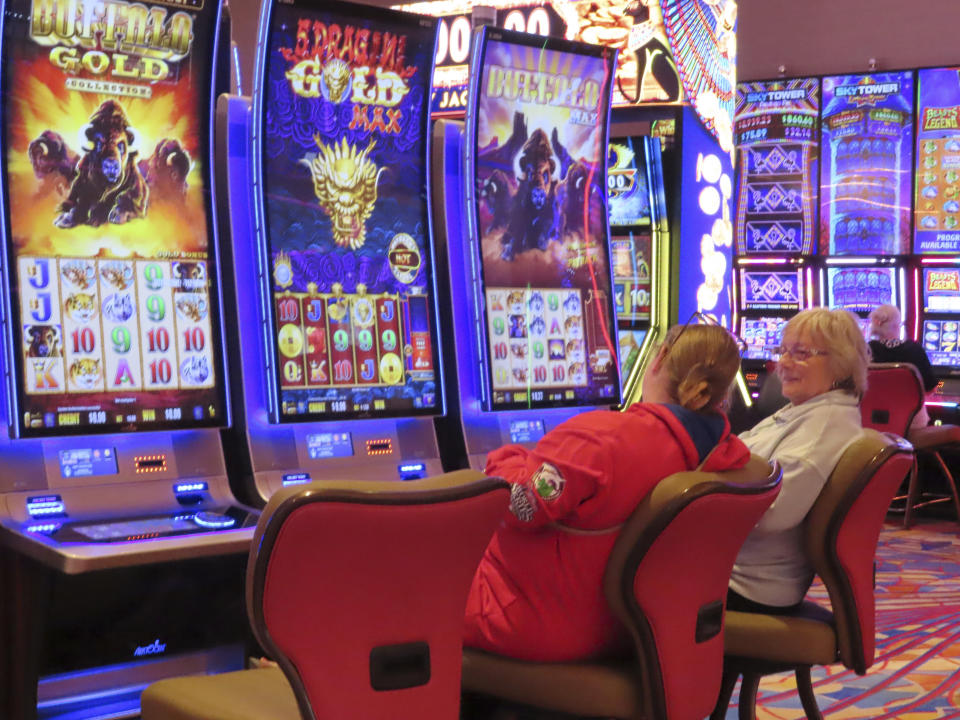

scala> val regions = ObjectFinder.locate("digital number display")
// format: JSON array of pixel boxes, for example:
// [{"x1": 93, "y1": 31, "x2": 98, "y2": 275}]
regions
[
  {"x1": 734, "y1": 78, "x2": 819, "y2": 255},
  {"x1": 258, "y1": 1, "x2": 442, "y2": 421},
  {"x1": 469, "y1": 30, "x2": 619, "y2": 410},
  {"x1": 826, "y1": 267, "x2": 896, "y2": 312},
  {"x1": 1, "y1": 0, "x2": 227, "y2": 436},
  {"x1": 820, "y1": 72, "x2": 913, "y2": 255},
  {"x1": 740, "y1": 316, "x2": 787, "y2": 361}
]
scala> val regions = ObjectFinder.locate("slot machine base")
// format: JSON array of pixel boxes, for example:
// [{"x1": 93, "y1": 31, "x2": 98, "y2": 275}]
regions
[{"x1": 0, "y1": 549, "x2": 251, "y2": 720}]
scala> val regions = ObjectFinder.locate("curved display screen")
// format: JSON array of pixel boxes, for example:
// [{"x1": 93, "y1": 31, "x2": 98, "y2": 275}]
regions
[
  {"x1": 0, "y1": 0, "x2": 227, "y2": 436},
  {"x1": 257, "y1": 0, "x2": 441, "y2": 421},
  {"x1": 467, "y1": 27, "x2": 619, "y2": 410}
]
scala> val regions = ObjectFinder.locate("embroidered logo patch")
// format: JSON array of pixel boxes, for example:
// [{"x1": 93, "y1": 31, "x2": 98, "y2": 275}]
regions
[
  {"x1": 532, "y1": 462, "x2": 565, "y2": 502},
  {"x1": 509, "y1": 484, "x2": 537, "y2": 522}
]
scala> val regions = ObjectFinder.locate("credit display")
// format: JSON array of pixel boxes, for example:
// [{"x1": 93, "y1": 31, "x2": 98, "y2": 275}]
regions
[
  {"x1": 740, "y1": 316, "x2": 787, "y2": 361},
  {"x1": 258, "y1": 1, "x2": 441, "y2": 421},
  {"x1": 1, "y1": 0, "x2": 227, "y2": 436},
  {"x1": 915, "y1": 68, "x2": 960, "y2": 254},
  {"x1": 734, "y1": 78, "x2": 819, "y2": 255},
  {"x1": 924, "y1": 268, "x2": 960, "y2": 313},
  {"x1": 826, "y1": 266, "x2": 896, "y2": 312},
  {"x1": 469, "y1": 30, "x2": 618, "y2": 410},
  {"x1": 819, "y1": 72, "x2": 913, "y2": 256}
]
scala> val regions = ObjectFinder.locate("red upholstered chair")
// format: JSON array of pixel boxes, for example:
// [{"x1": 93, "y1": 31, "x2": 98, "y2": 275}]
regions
[
  {"x1": 461, "y1": 454, "x2": 782, "y2": 720},
  {"x1": 712, "y1": 430, "x2": 914, "y2": 720},
  {"x1": 861, "y1": 362, "x2": 960, "y2": 527},
  {"x1": 140, "y1": 470, "x2": 509, "y2": 720}
]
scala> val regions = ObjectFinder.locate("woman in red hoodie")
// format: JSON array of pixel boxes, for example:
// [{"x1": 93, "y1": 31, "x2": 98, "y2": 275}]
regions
[{"x1": 464, "y1": 322, "x2": 750, "y2": 662}]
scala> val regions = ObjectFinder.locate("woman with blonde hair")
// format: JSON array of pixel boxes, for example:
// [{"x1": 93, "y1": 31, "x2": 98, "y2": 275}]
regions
[
  {"x1": 464, "y1": 319, "x2": 750, "y2": 661},
  {"x1": 729, "y1": 307, "x2": 869, "y2": 614},
  {"x1": 868, "y1": 303, "x2": 935, "y2": 429}
]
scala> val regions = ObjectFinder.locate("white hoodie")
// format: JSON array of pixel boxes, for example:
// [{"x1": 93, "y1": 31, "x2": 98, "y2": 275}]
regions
[{"x1": 730, "y1": 390, "x2": 863, "y2": 607}]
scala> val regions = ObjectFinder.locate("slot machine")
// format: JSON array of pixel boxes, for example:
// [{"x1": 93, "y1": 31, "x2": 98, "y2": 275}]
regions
[
  {"x1": 218, "y1": 0, "x2": 445, "y2": 505},
  {"x1": 607, "y1": 135, "x2": 670, "y2": 402},
  {"x1": 0, "y1": 0, "x2": 257, "y2": 717},
  {"x1": 733, "y1": 77, "x2": 820, "y2": 400},
  {"x1": 819, "y1": 71, "x2": 915, "y2": 332},
  {"x1": 434, "y1": 26, "x2": 620, "y2": 470},
  {"x1": 913, "y1": 67, "x2": 960, "y2": 416}
]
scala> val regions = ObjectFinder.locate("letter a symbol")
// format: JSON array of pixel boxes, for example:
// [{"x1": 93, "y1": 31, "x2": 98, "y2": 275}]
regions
[{"x1": 114, "y1": 359, "x2": 135, "y2": 387}]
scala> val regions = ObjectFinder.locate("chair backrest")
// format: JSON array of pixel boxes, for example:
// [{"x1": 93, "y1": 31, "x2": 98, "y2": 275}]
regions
[
  {"x1": 604, "y1": 454, "x2": 782, "y2": 720},
  {"x1": 803, "y1": 429, "x2": 913, "y2": 674},
  {"x1": 246, "y1": 471, "x2": 509, "y2": 720},
  {"x1": 860, "y1": 363, "x2": 924, "y2": 436}
]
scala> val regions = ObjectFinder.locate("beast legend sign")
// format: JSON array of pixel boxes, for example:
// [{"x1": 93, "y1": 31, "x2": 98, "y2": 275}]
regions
[
  {"x1": 0, "y1": 0, "x2": 227, "y2": 435},
  {"x1": 258, "y1": 0, "x2": 442, "y2": 421}
]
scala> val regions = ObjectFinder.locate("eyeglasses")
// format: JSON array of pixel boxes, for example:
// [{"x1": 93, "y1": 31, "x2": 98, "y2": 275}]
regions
[
  {"x1": 775, "y1": 345, "x2": 829, "y2": 362},
  {"x1": 664, "y1": 312, "x2": 748, "y2": 355}
]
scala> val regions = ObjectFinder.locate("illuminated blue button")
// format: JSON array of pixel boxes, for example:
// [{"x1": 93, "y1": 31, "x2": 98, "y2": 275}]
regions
[{"x1": 192, "y1": 511, "x2": 237, "y2": 530}]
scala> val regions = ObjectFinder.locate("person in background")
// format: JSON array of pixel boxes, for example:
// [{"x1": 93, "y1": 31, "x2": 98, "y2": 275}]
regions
[
  {"x1": 729, "y1": 308, "x2": 868, "y2": 614},
  {"x1": 464, "y1": 321, "x2": 749, "y2": 662},
  {"x1": 868, "y1": 303, "x2": 936, "y2": 430}
]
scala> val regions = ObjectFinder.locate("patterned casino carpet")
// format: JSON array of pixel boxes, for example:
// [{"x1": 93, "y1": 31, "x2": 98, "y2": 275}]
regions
[{"x1": 720, "y1": 519, "x2": 960, "y2": 719}]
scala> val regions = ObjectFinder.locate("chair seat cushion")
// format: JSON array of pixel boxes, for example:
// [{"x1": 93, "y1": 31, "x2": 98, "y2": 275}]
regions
[
  {"x1": 908, "y1": 424, "x2": 960, "y2": 450},
  {"x1": 461, "y1": 649, "x2": 640, "y2": 718},
  {"x1": 140, "y1": 666, "x2": 300, "y2": 720},
  {"x1": 724, "y1": 602, "x2": 838, "y2": 666}
]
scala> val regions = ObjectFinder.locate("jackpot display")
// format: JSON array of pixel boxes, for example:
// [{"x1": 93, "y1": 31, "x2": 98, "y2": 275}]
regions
[
  {"x1": 258, "y1": 1, "x2": 441, "y2": 422},
  {"x1": 734, "y1": 78, "x2": 819, "y2": 255},
  {"x1": 820, "y1": 72, "x2": 913, "y2": 256},
  {"x1": 1, "y1": 0, "x2": 226, "y2": 436},
  {"x1": 468, "y1": 29, "x2": 618, "y2": 410},
  {"x1": 915, "y1": 67, "x2": 960, "y2": 254}
]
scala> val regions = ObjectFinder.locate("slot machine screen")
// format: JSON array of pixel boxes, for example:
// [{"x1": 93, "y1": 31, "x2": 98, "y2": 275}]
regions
[
  {"x1": 467, "y1": 28, "x2": 619, "y2": 411},
  {"x1": 607, "y1": 137, "x2": 651, "y2": 227},
  {"x1": 740, "y1": 316, "x2": 787, "y2": 361},
  {"x1": 257, "y1": 1, "x2": 442, "y2": 421},
  {"x1": 739, "y1": 269, "x2": 803, "y2": 311},
  {"x1": 0, "y1": 0, "x2": 228, "y2": 437},
  {"x1": 921, "y1": 319, "x2": 960, "y2": 367},
  {"x1": 916, "y1": 68, "x2": 960, "y2": 254},
  {"x1": 618, "y1": 329, "x2": 646, "y2": 379},
  {"x1": 819, "y1": 72, "x2": 913, "y2": 256},
  {"x1": 735, "y1": 78, "x2": 820, "y2": 256},
  {"x1": 826, "y1": 266, "x2": 896, "y2": 312},
  {"x1": 923, "y1": 268, "x2": 960, "y2": 313},
  {"x1": 611, "y1": 232, "x2": 651, "y2": 321}
]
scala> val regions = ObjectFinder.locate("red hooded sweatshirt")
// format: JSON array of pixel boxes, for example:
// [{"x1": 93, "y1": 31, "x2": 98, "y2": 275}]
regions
[{"x1": 464, "y1": 402, "x2": 750, "y2": 662}]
